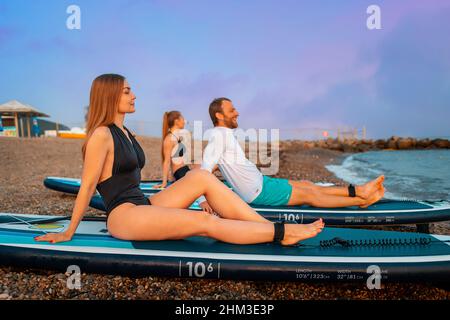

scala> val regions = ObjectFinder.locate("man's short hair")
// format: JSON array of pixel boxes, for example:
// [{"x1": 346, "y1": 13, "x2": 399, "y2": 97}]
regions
[{"x1": 209, "y1": 97, "x2": 231, "y2": 126}]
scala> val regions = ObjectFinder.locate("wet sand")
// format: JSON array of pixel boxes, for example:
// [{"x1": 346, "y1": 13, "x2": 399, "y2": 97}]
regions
[{"x1": 0, "y1": 136, "x2": 448, "y2": 300}]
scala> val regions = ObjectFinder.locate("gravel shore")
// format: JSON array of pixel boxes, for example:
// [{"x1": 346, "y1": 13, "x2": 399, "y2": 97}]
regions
[{"x1": 0, "y1": 136, "x2": 449, "y2": 300}]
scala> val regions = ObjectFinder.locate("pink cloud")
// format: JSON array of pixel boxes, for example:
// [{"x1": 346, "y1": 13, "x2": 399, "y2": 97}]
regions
[
  {"x1": 243, "y1": 41, "x2": 380, "y2": 117},
  {"x1": 160, "y1": 72, "x2": 250, "y2": 101}
]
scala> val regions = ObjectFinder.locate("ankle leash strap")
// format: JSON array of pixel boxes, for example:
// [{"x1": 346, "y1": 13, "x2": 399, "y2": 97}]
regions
[
  {"x1": 273, "y1": 222, "x2": 285, "y2": 243},
  {"x1": 348, "y1": 184, "x2": 356, "y2": 197}
]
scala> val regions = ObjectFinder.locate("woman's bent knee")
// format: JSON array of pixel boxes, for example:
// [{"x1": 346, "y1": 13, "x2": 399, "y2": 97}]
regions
[{"x1": 187, "y1": 168, "x2": 214, "y2": 180}]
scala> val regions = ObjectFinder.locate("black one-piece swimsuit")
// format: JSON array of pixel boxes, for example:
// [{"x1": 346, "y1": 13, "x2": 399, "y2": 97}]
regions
[{"x1": 96, "y1": 124, "x2": 150, "y2": 217}]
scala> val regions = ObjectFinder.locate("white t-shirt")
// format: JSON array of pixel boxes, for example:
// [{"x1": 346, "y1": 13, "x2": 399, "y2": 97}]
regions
[{"x1": 201, "y1": 126, "x2": 263, "y2": 203}]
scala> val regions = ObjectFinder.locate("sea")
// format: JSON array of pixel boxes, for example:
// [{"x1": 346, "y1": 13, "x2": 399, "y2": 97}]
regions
[{"x1": 326, "y1": 149, "x2": 450, "y2": 201}]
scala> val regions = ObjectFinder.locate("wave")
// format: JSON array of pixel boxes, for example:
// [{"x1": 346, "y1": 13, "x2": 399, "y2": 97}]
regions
[{"x1": 325, "y1": 150, "x2": 450, "y2": 201}]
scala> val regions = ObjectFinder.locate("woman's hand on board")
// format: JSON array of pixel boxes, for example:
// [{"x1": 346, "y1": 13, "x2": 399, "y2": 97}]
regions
[
  {"x1": 34, "y1": 231, "x2": 73, "y2": 244},
  {"x1": 199, "y1": 201, "x2": 214, "y2": 214},
  {"x1": 153, "y1": 181, "x2": 168, "y2": 189}
]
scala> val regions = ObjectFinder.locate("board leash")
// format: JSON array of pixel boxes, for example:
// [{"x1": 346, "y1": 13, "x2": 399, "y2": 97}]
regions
[
  {"x1": 276, "y1": 220, "x2": 450, "y2": 248},
  {"x1": 319, "y1": 237, "x2": 450, "y2": 248}
]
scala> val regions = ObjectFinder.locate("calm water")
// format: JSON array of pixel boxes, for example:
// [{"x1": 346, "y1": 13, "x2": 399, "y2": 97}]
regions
[{"x1": 326, "y1": 150, "x2": 450, "y2": 201}]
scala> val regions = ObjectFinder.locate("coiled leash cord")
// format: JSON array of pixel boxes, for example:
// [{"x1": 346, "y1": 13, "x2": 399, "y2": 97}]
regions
[{"x1": 319, "y1": 237, "x2": 450, "y2": 248}]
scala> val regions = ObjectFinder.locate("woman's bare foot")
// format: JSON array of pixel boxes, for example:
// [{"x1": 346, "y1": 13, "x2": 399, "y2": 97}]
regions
[
  {"x1": 359, "y1": 186, "x2": 385, "y2": 208},
  {"x1": 281, "y1": 219, "x2": 325, "y2": 245},
  {"x1": 356, "y1": 175, "x2": 385, "y2": 199}
]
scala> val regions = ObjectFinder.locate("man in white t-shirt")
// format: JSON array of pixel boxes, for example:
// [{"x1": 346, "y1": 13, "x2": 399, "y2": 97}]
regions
[{"x1": 201, "y1": 98, "x2": 385, "y2": 208}]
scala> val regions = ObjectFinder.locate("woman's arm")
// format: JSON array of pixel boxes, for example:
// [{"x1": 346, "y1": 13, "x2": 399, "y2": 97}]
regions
[
  {"x1": 35, "y1": 128, "x2": 111, "y2": 243},
  {"x1": 154, "y1": 137, "x2": 174, "y2": 188}
]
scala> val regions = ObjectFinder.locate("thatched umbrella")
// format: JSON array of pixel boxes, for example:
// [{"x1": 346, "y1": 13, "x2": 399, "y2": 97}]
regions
[{"x1": 0, "y1": 100, "x2": 49, "y2": 137}]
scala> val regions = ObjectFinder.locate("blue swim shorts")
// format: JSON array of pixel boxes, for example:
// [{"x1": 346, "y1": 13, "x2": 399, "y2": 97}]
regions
[{"x1": 250, "y1": 175, "x2": 293, "y2": 206}]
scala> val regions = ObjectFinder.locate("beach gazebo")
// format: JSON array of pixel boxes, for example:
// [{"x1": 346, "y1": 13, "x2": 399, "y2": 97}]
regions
[{"x1": 0, "y1": 100, "x2": 49, "y2": 137}]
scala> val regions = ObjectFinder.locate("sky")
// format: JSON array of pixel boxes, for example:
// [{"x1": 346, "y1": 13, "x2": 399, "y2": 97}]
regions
[{"x1": 0, "y1": 0, "x2": 449, "y2": 139}]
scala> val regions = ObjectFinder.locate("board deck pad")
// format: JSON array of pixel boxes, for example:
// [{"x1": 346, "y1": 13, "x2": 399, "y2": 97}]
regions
[{"x1": 0, "y1": 213, "x2": 449, "y2": 282}]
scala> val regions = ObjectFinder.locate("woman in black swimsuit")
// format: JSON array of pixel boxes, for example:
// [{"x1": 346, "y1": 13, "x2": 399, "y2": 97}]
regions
[
  {"x1": 35, "y1": 74, "x2": 324, "y2": 245},
  {"x1": 155, "y1": 110, "x2": 213, "y2": 213}
]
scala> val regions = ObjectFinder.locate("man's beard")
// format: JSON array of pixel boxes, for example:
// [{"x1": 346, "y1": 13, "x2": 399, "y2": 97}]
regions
[{"x1": 224, "y1": 117, "x2": 238, "y2": 129}]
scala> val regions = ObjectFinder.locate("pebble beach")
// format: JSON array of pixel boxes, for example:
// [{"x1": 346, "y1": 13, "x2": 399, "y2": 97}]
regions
[{"x1": 0, "y1": 136, "x2": 449, "y2": 300}]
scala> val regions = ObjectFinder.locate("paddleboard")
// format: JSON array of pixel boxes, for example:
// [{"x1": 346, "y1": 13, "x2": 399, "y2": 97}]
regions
[
  {"x1": 44, "y1": 176, "x2": 167, "y2": 194},
  {"x1": 43, "y1": 176, "x2": 334, "y2": 195},
  {"x1": 44, "y1": 177, "x2": 450, "y2": 227},
  {"x1": 88, "y1": 194, "x2": 450, "y2": 227},
  {"x1": 0, "y1": 213, "x2": 449, "y2": 282}
]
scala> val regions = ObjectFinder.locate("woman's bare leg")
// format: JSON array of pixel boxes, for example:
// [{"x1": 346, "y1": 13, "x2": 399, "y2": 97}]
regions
[
  {"x1": 289, "y1": 175, "x2": 385, "y2": 199},
  {"x1": 150, "y1": 169, "x2": 270, "y2": 223},
  {"x1": 107, "y1": 203, "x2": 325, "y2": 245}
]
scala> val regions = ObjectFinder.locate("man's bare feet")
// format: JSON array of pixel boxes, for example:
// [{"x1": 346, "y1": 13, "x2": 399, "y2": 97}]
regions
[
  {"x1": 281, "y1": 219, "x2": 325, "y2": 246},
  {"x1": 359, "y1": 186, "x2": 385, "y2": 208},
  {"x1": 356, "y1": 175, "x2": 385, "y2": 199}
]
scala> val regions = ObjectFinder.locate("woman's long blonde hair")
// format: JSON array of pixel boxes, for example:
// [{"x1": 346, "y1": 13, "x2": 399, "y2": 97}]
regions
[
  {"x1": 82, "y1": 74, "x2": 125, "y2": 159},
  {"x1": 161, "y1": 110, "x2": 181, "y2": 163}
]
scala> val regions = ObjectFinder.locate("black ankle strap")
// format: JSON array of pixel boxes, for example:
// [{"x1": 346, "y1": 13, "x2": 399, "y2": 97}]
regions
[
  {"x1": 273, "y1": 222, "x2": 285, "y2": 244},
  {"x1": 348, "y1": 184, "x2": 356, "y2": 197}
]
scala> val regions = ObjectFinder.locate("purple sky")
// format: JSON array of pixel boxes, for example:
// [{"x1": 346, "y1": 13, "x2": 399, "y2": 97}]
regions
[{"x1": 0, "y1": 0, "x2": 449, "y2": 139}]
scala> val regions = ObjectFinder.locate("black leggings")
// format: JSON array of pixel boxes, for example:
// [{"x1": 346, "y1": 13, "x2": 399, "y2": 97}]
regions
[{"x1": 173, "y1": 165, "x2": 190, "y2": 181}]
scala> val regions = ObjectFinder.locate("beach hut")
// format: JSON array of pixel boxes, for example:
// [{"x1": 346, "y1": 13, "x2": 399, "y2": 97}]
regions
[{"x1": 0, "y1": 100, "x2": 50, "y2": 137}]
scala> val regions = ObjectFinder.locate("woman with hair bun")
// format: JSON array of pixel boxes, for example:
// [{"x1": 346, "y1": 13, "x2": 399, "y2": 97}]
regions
[{"x1": 155, "y1": 110, "x2": 213, "y2": 213}]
